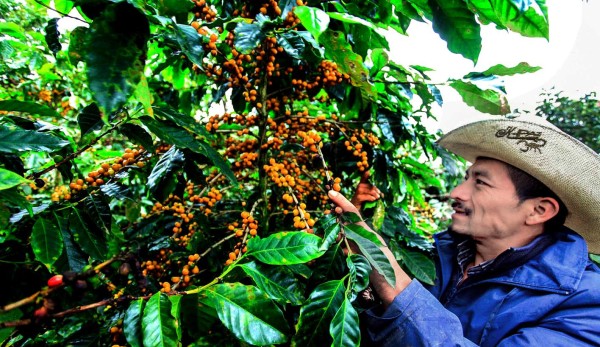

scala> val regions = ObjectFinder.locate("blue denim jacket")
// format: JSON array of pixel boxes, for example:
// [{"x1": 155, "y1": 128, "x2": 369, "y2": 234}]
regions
[{"x1": 363, "y1": 228, "x2": 600, "y2": 346}]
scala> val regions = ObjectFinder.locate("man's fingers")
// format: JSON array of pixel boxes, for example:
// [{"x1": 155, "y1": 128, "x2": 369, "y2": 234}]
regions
[
  {"x1": 329, "y1": 190, "x2": 359, "y2": 214},
  {"x1": 353, "y1": 193, "x2": 377, "y2": 202},
  {"x1": 359, "y1": 170, "x2": 371, "y2": 184}
]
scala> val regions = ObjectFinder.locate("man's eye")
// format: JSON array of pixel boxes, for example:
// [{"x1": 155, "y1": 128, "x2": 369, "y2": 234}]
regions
[{"x1": 475, "y1": 179, "x2": 485, "y2": 185}]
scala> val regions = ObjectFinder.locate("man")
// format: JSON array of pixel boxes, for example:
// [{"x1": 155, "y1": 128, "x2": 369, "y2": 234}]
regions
[{"x1": 329, "y1": 114, "x2": 600, "y2": 346}]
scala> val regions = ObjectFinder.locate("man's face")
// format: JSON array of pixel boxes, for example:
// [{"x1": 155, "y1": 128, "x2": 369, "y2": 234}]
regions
[{"x1": 449, "y1": 158, "x2": 531, "y2": 241}]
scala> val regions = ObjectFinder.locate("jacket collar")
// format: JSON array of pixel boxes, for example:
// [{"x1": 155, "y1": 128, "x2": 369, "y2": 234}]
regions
[{"x1": 434, "y1": 227, "x2": 589, "y2": 294}]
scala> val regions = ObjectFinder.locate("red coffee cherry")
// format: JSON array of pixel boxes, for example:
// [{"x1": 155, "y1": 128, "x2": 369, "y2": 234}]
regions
[{"x1": 47, "y1": 274, "x2": 63, "y2": 288}]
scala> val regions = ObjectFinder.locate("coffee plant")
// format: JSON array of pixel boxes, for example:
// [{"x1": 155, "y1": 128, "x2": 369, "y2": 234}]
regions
[{"x1": 0, "y1": 0, "x2": 549, "y2": 345}]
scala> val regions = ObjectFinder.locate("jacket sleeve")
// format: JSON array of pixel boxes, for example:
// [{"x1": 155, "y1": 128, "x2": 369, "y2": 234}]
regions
[
  {"x1": 363, "y1": 279, "x2": 478, "y2": 347},
  {"x1": 363, "y1": 278, "x2": 600, "y2": 347},
  {"x1": 495, "y1": 282, "x2": 600, "y2": 347}
]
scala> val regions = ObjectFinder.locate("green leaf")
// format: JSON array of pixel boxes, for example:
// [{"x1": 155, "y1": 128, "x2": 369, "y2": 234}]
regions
[
  {"x1": 449, "y1": 79, "x2": 510, "y2": 115},
  {"x1": 344, "y1": 226, "x2": 396, "y2": 287},
  {"x1": 142, "y1": 292, "x2": 179, "y2": 347},
  {"x1": 0, "y1": 168, "x2": 29, "y2": 190},
  {"x1": 0, "y1": 309, "x2": 23, "y2": 342},
  {"x1": 481, "y1": 0, "x2": 549, "y2": 39},
  {"x1": 1, "y1": 187, "x2": 32, "y2": 216},
  {"x1": 54, "y1": 0, "x2": 75, "y2": 14},
  {"x1": 85, "y1": 2, "x2": 150, "y2": 115},
  {"x1": 99, "y1": 182, "x2": 131, "y2": 201},
  {"x1": 68, "y1": 26, "x2": 87, "y2": 65},
  {"x1": 139, "y1": 116, "x2": 237, "y2": 184},
  {"x1": 196, "y1": 292, "x2": 220, "y2": 328},
  {"x1": 329, "y1": 298, "x2": 360, "y2": 347},
  {"x1": 343, "y1": 223, "x2": 384, "y2": 247},
  {"x1": 0, "y1": 153, "x2": 24, "y2": 177},
  {"x1": 394, "y1": 0, "x2": 431, "y2": 21},
  {"x1": 156, "y1": 0, "x2": 192, "y2": 17},
  {"x1": 234, "y1": 22, "x2": 266, "y2": 54},
  {"x1": 294, "y1": 6, "x2": 330, "y2": 41},
  {"x1": 0, "y1": 41, "x2": 15, "y2": 60},
  {"x1": 44, "y1": 18, "x2": 61, "y2": 56},
  {"x1": 124, "y1": 298, "x2": 145, "y2": 347},
  {"x1": 431, "y1": 0, "x2": 481, "y2": 63},
  {"x1": 120, "y1": 123, "x2": 154, "y2": 151},
  {"x1": 465, "y1": 62, "x2": 542, "y2": 78},
  {"x1": 147, "y1": 145, "x2": 185, "y2": 195},
  {"x1": 83, "y1": 193, "x2": 112, "y2": 236},
  {"x1": 0, "y1": 22, "x2": 26, "y2": 40},
  {"x1": 247, "y1": 231, "x2": 324, "y2": 265},
  {"x1": 370, "y1": 48, "x2": 389, "y2": 77},
  {"x1": 327, "y1": 12, "x2": 388, "y2": 47},
  {"x1": 0, "y1": 125, "x2": 69, "y2": 154},
  {"x1": 180, "y1": 292, "x2": 218, "y2": 340},
  {"x1": 318, "y1": 216, "x2": 341, "y2": 251},
  {"x1": 466, "y1": 0, "x2": 503, "y2": 26},
  {"x1": 394, "y1": 247, "x2": 435, "y2": 285},
  {"x1": 292, "y1": 280, "x2": 345, "y2": 347},
  {"x1": 319, "y1": 30, "x2": 374, "y2": 99},
  {"x1": 310, "y1": 243, "x2": 346, "y2": 283},
  {"x1": 77, "y1": 103, "x2": 103, "y2": 137},
  {"x1": 238, "y1": 261, "x2": 305, "y2": 305},
  {"x1": 31, "y1": 217, "x2": 64, "y2": 267},
  {"x1": 0, "y1": 100, "x2": 60, "y2": 119},
  {"x1": 37, "y1": 62, "x2": 61, "y2": 81},
  {"x1": 134, "y1": 74, "x2": 154, "y2": 117},
  {"x1": 54, "y1": 213, "x2": 87, "y2": 272},
  {"x1": 204, "y1": 283, "x2": 289, "y2": 345},
  {"x1": 341, "y1": 211, "x2": 363, "y2": 225},
  {"x1": 153, "y1": 107, "x2": 212, "y2": 140},
  {"x1": 347, "y1": 254, "x2": 372, "y2": 293},
  {"x1": 169, "y1": 295, "x2": 183, "y2": 341},
  {"x1": 277, "y1": 31, "x2": 306, "y2": 60},
  {"x1": 174, "y1": 24, "x2": 205, "y2": 67},
  {"x1": 372, "y1": 200, "x2": 385, "y2": 231},
  {"x1": 68, "y1": 207, "x2": 108, "y2": 261}
]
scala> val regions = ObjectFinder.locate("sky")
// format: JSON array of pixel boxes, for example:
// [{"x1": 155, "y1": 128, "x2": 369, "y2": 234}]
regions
[{"x1": 386, "y1": 1, "x2": 600, "y2": 133}]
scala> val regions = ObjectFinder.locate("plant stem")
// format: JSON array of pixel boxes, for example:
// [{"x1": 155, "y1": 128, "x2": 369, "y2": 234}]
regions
[
  {"x1": 32, "y1": 0, "x2": 89, "y2": 24},
  {"x1": 0, "y1": 255, "x2": 120, "y2": 313},
  {"x1": 0, "y1": 294, "x2": 151, "y2": 328},
  {"x1": 28, "y1": 119, "x2": 126, "y2": 180},
  {"x1": 199, "y1": 232, "x2": 237, "y2": 259},
  {"x1": 182, "y1": 255, "x2": 243, "y2": 295}
]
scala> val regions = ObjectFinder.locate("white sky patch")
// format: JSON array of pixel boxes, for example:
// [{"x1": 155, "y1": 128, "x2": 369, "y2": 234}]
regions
[{"x1": 387, "y1": 1, "x2": 600, "y2": 133}]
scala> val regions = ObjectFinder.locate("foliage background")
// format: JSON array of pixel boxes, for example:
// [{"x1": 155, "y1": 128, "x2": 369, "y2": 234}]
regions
[{"x1": 0, "y1": 0, "x2": 556, "y2": 345}]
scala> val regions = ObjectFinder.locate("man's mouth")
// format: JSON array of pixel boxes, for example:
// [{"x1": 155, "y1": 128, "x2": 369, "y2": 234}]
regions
[{"x1": 451, "y1": 202, "x2": 472, "y2": 216}]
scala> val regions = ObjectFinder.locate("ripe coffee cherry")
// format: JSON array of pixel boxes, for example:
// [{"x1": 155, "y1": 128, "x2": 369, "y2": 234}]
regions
[
  {"x1": 47, "y1": 274, "x2": 63, "y2": 288},
  {"x1": 34, "y1": 306, "x2": 48, "y2": 319}
]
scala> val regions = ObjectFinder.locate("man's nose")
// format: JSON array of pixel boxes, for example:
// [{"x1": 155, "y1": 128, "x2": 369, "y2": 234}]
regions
[{"x1": 450, "y1": 180, "x2": 469, "y2": 201}]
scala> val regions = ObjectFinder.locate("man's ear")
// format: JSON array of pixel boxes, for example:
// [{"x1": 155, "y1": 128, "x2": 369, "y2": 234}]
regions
[{"x1": 525, "y1": 197, "x2": 560, "y2": 226}]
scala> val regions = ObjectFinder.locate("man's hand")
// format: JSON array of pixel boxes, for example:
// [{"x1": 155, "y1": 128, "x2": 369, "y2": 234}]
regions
[
  {"x1": 350, "y1": 171, "x2": 382, "y2": 211},
  {"x1": 329, "y1": 188, "x2": 412, "y2": 309},
  {"x1": 328, "y1": 189, "x2": 382, "y2": 249}
]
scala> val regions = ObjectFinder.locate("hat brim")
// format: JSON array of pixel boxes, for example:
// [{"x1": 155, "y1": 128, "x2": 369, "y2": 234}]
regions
[{"x1": 438, "y1": 116, "x2": 600, "y2": 254}]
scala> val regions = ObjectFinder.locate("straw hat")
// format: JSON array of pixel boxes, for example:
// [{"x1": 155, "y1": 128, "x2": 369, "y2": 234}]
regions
[{"x1": 438, "y1": 114, "x2": 600, "y2": 254}]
